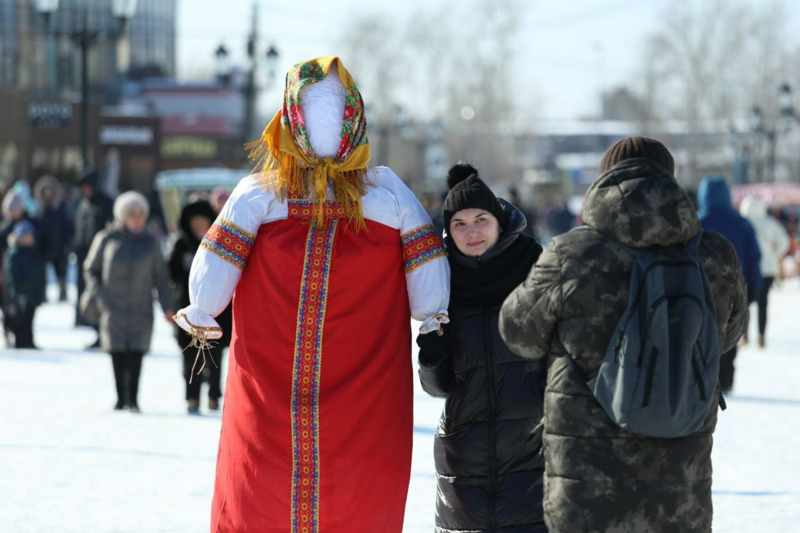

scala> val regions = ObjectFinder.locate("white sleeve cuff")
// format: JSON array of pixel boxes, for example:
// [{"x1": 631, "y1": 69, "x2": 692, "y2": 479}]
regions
[
  {"x1": 174, "y1": 306, "x2": 223, "y2": 340},
  {"x1": 419, "y1": 311, "x2": 450, "y2": 335}
]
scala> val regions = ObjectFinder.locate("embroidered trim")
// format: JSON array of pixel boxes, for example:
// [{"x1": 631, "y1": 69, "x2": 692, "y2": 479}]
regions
[
  {"x1": 200, "y1": 218, "x2": 256, "y2": 270},
  {"x1": 288, "y1": 198, "x2": 345, "y2": 222},
  {"x1": 290, "y1": 219, "x2": 338, "y2": 533},
  {"x1": 401, "y1": 224, "x2": 445, "y2": 274}
]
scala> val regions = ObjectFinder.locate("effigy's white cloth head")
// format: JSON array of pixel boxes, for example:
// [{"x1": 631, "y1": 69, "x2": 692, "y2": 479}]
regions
[{"x1": 300, "y1": 64, "x2": 346, "y2": 158}]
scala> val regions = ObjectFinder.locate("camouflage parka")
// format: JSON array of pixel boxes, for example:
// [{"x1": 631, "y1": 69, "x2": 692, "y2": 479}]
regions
[{"x1": 499, "y1": 158, "x2": 748, "y2": 533}]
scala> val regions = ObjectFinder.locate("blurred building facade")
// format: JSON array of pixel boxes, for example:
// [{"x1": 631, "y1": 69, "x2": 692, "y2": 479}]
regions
[
  {"x1": 0, "y1": 0, "x2": 177, "y2": 189},
  {"x1": 0, "y1": 0, "x2": 176, "y2": 100}
]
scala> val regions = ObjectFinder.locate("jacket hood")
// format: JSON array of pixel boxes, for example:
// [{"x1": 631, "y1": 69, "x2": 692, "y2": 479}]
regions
[
  {"x1": 583, "y1": 158, "x2": 701, "y2": 249},
  {"x1": 34, "y1": 175, "x2": 62, "y2": 209},
  {"x1": 446, "y1": 198, "x2": 527, "y2": 268},
  {"x1": 178, "y1": 200, "x2": 217, "y2": 246},
  {"x1": 698, "y1": 175, "x2": 732, "y2": 212},
  {"x1": 739, "y1": 196, "x2": 767, "y2": 219}
]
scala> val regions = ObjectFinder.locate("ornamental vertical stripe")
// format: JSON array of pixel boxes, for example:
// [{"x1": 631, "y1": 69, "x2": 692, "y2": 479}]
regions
[
  {"x1": 290, "y1": 219, "x2": 338, "y2": 533},
  {"x1": 401, "y1": 224, "x2": 445, "y2": 274},
  {"x1": 200, "y1": 218, "x2": 256, "y2": 270}
]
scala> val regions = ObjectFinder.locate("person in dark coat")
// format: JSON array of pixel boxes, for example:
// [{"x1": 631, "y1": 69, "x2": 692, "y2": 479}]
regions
[
  {"x1": 4, "y1": 220, "x2": 46, "y2": 348},
  {"x1": 83, "y1": 191, "x2": 174, "y2": 412},
  {"x1": 168, "y1": 200, "x2": 230, "y2": 414},
  {"x1": 73, "y1": 169, "x2": 114, "y2": 329},
  {"x1": 499, "y1": 137, "x2": 748, "y2": 533},
  {"x1": 417, "y1": 162, "x2": 546, "y2": 533},
  {"x1": 697, "y1": 175, "x2": 761, "y2": 392},
  {"x1": 1, "y1": 190, "x2": 38, "y2": 345},
  {"x1": 34, "y1": 175, "x2": 73, "y2": 302}
]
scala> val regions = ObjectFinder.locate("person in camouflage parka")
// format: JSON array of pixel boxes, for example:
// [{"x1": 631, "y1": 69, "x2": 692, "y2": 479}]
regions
[{"x1": 499, "y1": 138, "x2": 748, "y2": 533}]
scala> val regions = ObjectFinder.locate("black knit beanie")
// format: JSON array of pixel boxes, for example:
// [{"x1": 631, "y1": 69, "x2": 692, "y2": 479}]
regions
[
  {"x1": 442, "y1": 162, "x2": 504, "y2": 230},
  {"x1": 598, "y1": 136, "x2": 675, "y2": 176}
]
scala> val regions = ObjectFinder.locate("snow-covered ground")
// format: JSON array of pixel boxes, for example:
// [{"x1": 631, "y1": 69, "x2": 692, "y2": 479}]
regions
[{"x1": 1, "y1": 279, "x2": 799, "y2": 532}]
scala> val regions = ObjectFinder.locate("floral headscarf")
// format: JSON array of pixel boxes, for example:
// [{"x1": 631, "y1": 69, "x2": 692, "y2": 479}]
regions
[{"x1": 247, "y1": 57, "x2": 371, "y2": 229}]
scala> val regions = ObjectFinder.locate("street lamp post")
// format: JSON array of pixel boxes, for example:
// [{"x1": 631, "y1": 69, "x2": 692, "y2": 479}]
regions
[
  {"x1": 35, "y1": 0, "x2": 138, "y2": 169},
  {"x1": 213, "y1": 3, "x2": 279, "y2": 147},
  {"x1": 215, "y1": 44, "x2": 231, "y2": 87},
  {"x1": 749, "y1": 105, "x2": 777, "y2": 183},
  {"x1": 778, "y1": 83, "x2": 800, "y2": 182}
]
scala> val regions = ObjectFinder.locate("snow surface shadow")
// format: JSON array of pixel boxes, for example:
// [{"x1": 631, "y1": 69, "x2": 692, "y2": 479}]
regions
[
  {"x1": 137, "y1": 411, "x2": 223, "y2": 420},
  {"x1": 713, "y1": 490, "x2": 800, "y2": 496},
  {"x1": 0, "y1": 442, "x2": 215, "y2": 462},
  {"x1": 725, "y1": 395, "x2": 800, "y2": 407}
]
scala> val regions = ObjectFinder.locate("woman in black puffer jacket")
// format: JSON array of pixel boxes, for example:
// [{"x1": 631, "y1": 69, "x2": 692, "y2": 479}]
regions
[{"x1": 418, "y1": 163, "x2": 546, "y2": 532}]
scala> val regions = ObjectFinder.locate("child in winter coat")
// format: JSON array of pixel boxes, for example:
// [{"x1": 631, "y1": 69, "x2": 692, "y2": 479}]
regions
[{"x1": 4, "y1": 220, "x2": 46, "y2": 348}]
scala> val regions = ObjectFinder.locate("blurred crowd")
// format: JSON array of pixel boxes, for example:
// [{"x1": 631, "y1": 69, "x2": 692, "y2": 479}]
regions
[{"x1": 0, "y1": 170, "x2": 233, "y2": 415}]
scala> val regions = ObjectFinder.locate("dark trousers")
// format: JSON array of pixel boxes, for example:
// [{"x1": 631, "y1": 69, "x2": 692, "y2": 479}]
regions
[
  {"x1": 721, "y1": 283, "x2": 759, "y2": 392},
  {"x1": 11, "y1": 308, "x2": 36, "y2": 348},
  {"x1": 75, "y1": 252, "x2": 90, "y2": 325},
  {"x1": 183, "y1": 344, "x2": 224, "y2": 402},
  {"x1": 48, "y1": 258, "x2": 68, "y2": 301},
  {"x1": 111, "y1": 352, "x2": 144, "y2": 407},
  {"x1": 756, "y1": 276, "x2": 775, "y2": 336},
  {"x1": 720, "y1": 346, "x2": 736, "y2": 392}
]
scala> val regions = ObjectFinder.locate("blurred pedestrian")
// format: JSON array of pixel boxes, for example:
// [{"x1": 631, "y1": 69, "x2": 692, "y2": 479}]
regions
[
  {"x1": 500, "y1": 138, "x2": 748, "y2": 532},
  {"x1": 417, "y1": 163, "x2": 546, "y2": 532},
  {"x1": 1, "y1": 190, "x2": 36, "y2": 345},
  {"x1": 698, "y1": 175, "x2": 761, "y2": 392},
  {"x1": 73, "y1": 169, "x2": 114, "y2": 334},
  {"x1": 168, "y1": 200, "x2": 229, "y2": 414},
  {"x1": 82, "y1": 192, "x2": 174, "y2": 413},
  {"x1": 506, "y1": 186, "x2": 538, "y2": 238},
  {"x1": 3, "y1": 220, "x2": 46, "y2": 349},
  {"x1": 34, "y1": 176, "x2": 72, "y2": 302},
  {"x1": 545, "y1": 198, "x2": 574, "y2": 238},
  {"x1": 0, "y1": 189, "x2": 34, "y2": 252},
  {"x1": 740, "y1": 196, "x2": 791, "y2": 348},
  {"x1": 208, "y1": 187, "x2": 231, "y2": 215}
]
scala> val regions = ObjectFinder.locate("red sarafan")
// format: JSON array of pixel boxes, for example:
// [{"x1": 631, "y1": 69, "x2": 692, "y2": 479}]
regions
[{"x1": 212, "y1": 216, "x2": 414, "y2": 532}]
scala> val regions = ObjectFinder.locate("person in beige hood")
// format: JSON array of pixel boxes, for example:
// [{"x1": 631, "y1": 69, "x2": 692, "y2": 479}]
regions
[{"x1": 739, "y1": 196, "x2": 791, "y2": 348}]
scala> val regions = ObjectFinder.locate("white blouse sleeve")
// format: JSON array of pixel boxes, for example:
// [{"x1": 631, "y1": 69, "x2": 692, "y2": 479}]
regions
[
  {"x1": 373, "y1": 167, "x2": 450, "y2": 334},
  {"x1": 174, "y1": 175, "x2": 273, "y2": 340}
]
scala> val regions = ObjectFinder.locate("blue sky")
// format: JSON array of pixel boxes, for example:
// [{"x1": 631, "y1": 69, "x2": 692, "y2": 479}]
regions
[{"x1": 176, "y1": 0, "x2": 800, "y2": 121}]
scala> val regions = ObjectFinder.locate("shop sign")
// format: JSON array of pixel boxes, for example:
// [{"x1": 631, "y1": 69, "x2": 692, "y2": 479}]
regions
[
  {"x1": 161, "y1": 137, "x2": 218, "y2": 159},
  {"x1": 28, "y1": 101, "x2": 72, "y2": 128}
]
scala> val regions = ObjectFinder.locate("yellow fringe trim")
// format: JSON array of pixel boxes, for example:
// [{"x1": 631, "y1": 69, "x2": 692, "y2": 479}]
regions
[{"x1": 245, "y1": 138, "x2": 372, "y2": 232}]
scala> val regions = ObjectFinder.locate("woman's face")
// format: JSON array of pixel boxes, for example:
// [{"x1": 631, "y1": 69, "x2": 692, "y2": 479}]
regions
[
  {"x1": 190, "y1": 215, "x2": 212, "y2": 240},
  {"x1": 449, "y1": 208, "x2": 501, "y2": 257},
  {"x1": 124, "y1": 208, "x2": 147, "y2": 233}
]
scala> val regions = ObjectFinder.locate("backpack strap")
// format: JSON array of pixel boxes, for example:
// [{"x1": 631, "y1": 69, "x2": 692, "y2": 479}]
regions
[{"x1": 685, "y1": 230, "x2": 704, "y2": 253}]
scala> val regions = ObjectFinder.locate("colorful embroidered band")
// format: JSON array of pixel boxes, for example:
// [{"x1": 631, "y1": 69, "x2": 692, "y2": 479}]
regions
[
  {"x1": 401, "y1": 224, "x2": 445, "y2": 274},
  {"x1": 289, "y1": 198, "x2": 345, "y2": 222},
  {"x1": 290, "y1": 220, "x2": 338, "y2": 533},
  {"x1": 200, "y1": 218, "x2": 256, "y2": 270}
]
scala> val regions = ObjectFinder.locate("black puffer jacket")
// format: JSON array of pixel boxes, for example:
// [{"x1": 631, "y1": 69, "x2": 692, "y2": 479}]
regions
[
  {"x1": 418, "y1": 200, "x2": 547, "y2": 533},
  {"x1": 168, "y1": 201, "x2": 232, "y2": 347}
]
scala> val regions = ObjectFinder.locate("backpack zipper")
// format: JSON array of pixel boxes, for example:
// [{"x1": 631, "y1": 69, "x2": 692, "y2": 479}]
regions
[
  {"x1": 642, "y1": 346, "x2": 659, "y2": 408},
  {"x1": 637, "y1": 293, "x2": 704, "y2": 367},
  {"x1": 615, "y1": 261, "x2": 701, "y2": 354}
]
